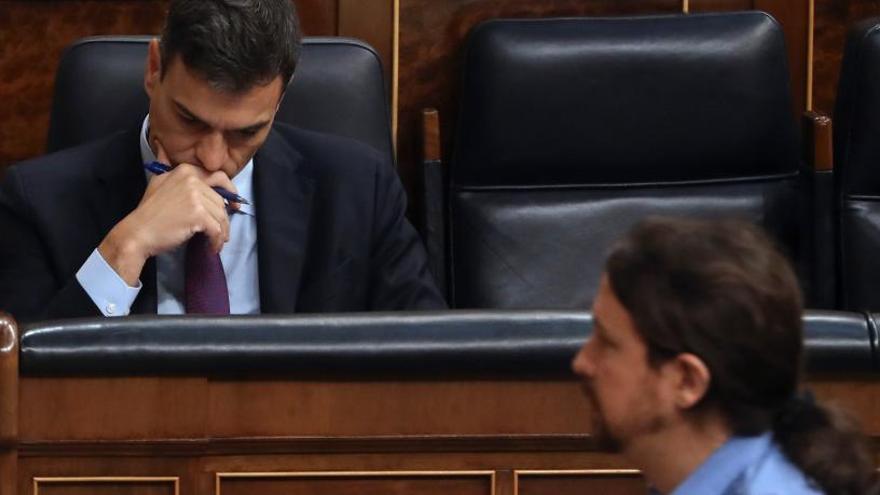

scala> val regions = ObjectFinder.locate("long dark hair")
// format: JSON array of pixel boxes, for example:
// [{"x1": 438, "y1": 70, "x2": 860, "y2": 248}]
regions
[{"x1": 606, "y1": 217, "x2": 876, "y2": 495}]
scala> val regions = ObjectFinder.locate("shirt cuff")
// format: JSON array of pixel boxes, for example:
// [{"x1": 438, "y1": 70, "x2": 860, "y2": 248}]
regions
[{"x1": 75, "y1": 248, "x2": 142, "y2": 317}]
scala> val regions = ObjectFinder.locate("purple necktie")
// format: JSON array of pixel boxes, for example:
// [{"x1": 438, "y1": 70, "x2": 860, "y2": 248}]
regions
[{"x1": 184, "y1": 233, "x2": 230, "y2": 314}]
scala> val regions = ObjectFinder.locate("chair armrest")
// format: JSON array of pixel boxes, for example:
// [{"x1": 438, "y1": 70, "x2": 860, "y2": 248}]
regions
[
  {"x1": 803, "y1": 111, "x2": 833, "y2": 172},
  {"x1": 421, "y1": 108, "x2": 447, "y2": 296},
  {"x1": 802, "y1": 112, "x2": 836, "y2": 308}
]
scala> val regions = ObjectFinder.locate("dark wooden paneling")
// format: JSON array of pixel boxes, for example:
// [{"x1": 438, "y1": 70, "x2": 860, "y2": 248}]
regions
[
  {"x1": 338, "y1": 0, "x2": 393, "y2": 92},
  {"x1": 21, "y1": 456, "x2": 193, "y2": 495},
  {"x1": 516, "y1": 472, "x2": 646, "y2": 495},
  {"x1": 396, "y1": 0, "x2": 683, "y2": 208},
  {"x1": 206, "y1": 380, "x2": 590, "y2": 437},
  {"x1": 297, "y1": 0, "x2": 338, "y2": 35},
  {"x1": 0, "y1": 1, "x2": 167, "y2": 169},
  {"x1": 19, "y1": 377, "x2": 208, "y2": 439},
  {"x1": 813, "y1": 0, "x2": 880, "y2": 115},
  {"x1": 218, "y1": 474, "x2": 492, "y2": 495},
  {"x1": 8, "y1": 373, "x2": 879, "y2": 495},
  {"x1": 690, "y1": 0, "x2": 751, "y2": 9},
  {"x1": 34, "y1": 481, "x2": 176, "y2": 495}
]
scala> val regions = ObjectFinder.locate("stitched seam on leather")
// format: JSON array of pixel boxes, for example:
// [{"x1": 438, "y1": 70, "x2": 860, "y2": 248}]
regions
[
  {"x1": 843, "y1": 195, "x2": 880, "y2": 201},
  {"x1": 452, "y1": 172, "x2": 800, "y2": 192}
]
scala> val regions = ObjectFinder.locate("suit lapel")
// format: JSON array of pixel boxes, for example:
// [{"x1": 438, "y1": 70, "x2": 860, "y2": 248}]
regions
[
  {"x1": 254, "y1": 129, "x2": 314, "y2": 313},
  {"x1": 91, "y1": 128, "x2": 157, "y2": 314}
]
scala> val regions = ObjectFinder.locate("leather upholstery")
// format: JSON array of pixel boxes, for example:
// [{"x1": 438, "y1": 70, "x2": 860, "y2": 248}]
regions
[
  {"x1": 803, "y1": 311, "x2": 875, "y2": 372},
  {"x1": 20, "y1": 312, "x2": 591, "y2": 375},
  {"x1": 444, "y1": 13, "x2": 809, "y2": 309},
  {"x1": 868, "y1": 313, "x2": 880, "y2": 371},
  {"x1": 19, "y1": 311, "x2": 875, "y2": 375},
  {"x1": 47, "y1": 36, "x2": 392, "y2": 157},
  {"x1": 833, "y1": 19, "x2": 880, "y2": 311}
]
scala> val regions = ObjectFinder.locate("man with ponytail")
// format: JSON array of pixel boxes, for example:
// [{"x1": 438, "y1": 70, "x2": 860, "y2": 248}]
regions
[{"x1": 572, "y1": 217, "x2": 877, "y2": 495}]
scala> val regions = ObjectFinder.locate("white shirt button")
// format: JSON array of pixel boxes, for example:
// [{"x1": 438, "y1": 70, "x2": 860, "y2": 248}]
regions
[{"x1": 106, "y1": 303, "x2": 116, "y2": 315}]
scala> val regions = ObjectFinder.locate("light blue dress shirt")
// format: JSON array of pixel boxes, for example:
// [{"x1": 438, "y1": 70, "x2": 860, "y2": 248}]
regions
[
  {"x1": 75, "y1": 116, "x2": 261, "y2": 315},
  {"x1": 651, "y1": 432, "x2": 824, "y2": 495}
]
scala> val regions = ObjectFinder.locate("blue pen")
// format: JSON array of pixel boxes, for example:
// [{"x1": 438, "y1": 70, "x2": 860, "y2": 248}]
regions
[{"x1": 144, "y1": 161, "x2": 251, "y2": 205}]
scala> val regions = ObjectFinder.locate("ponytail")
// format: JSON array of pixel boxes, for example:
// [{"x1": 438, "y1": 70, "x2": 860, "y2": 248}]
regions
[{"x1": 773, "y1": 391, "x2": 878, "y2": 495}]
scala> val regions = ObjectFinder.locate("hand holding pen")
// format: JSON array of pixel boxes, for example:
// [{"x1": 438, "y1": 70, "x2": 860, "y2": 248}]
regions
[
  {"x1": 144, "y1": 161, "x2": 252, "y2": 216},
  {"x1": 97, "y1": 141, "x2": 242, "y2": 284}
]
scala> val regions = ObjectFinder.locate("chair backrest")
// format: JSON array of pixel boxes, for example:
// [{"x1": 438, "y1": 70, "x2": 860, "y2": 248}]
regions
[
  {"x1": 444, "y1": 12, "x2": 806, "y2": 309},
  {"x1": 833, "y1": 18, "x2": 880, "y2": 311},
  {"x1": 47, "y1": 36, "x2": 392, "y2": 157}
]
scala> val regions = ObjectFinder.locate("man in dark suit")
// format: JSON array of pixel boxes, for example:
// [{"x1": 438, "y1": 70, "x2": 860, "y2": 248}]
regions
[{"x1": 0, "y1": 0, "x2": 445, "y2": 323}]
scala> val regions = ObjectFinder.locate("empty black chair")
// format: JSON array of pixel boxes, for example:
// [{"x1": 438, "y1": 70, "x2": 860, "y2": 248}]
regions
[
  {"x1": 425, "y1": 12, "x2": 816, "y2": 309},
  {"x1": 47, "y1": 36, "x2": 392, "y2": 157},
  {"x1": 833, "y1": 18, "x2": 880, "y2": 311}
]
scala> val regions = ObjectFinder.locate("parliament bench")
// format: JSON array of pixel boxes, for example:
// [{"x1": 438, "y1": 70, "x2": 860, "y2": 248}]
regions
[{"x1": 0, "y1": 310, "x2": 875, "y2": 495}]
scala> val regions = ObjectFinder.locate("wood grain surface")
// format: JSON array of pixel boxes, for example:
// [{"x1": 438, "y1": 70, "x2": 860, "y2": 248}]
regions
[{"x1": 8, "y1": 372, "x2": 876, "y2": 495}]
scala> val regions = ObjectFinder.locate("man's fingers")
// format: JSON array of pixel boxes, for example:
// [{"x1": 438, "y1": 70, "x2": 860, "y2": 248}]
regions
[
  {"x1": 198, "y1": 182, "x2": 227, "y2": 211},
  {"x1": 202, "y1": 171, "x2": 243, "y2": 211},
  {"x1": 206, "y1": 217, "x2": 228, "y2": 253},
  {"x1": 204, "y1": 170, "x2": 238, "y2": 195},
  {"x1": 197, "y1": 190, "x2": 231, "y2": 243}
]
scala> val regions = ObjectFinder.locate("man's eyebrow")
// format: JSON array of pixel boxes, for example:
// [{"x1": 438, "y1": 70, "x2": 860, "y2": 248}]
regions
[
  {"x1": 235, "y1": 121, "x2": 271, "y2": 134},
  {"x1": 173, "y1": 100, "x2": 205, "y2": 124},
  {"x1": 172, "y1": 100, "x2": 271, "y2": 133}
]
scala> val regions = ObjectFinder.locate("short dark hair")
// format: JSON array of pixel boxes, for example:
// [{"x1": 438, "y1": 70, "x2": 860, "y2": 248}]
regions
[
  {"x1": 605, "y1": 216, "x2": 877, "y2": 494},
  {"x1": 159, "y1": 0, "x2": 301, "y2": 93}
]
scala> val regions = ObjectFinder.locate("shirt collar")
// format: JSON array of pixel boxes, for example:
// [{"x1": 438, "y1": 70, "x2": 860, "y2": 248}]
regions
[
  {"x1": 139, "y1": 115, "x2": 255, "y2": 214},
  {"x1": 659, "y1": 432, "x2": 773, "y2": 495}
]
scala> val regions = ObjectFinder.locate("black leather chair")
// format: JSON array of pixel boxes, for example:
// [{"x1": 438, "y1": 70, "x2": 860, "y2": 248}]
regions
[
  {"x1": 47, "y1": 36, "x2": 392, "y2": 157},
  {"x1": 833, "y1": 19, "x2": 880, "y2": 311},
  {"x1": 424, "y1": 12, "x2": 818, "y2": 309},
  {"x1": 20, "y1": 311, "x2": 876, "y2": 375}
]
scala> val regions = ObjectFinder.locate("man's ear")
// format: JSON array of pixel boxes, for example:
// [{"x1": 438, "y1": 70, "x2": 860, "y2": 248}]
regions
[
  {"x1": 144, "y1": 38, "x2": 162, "y2": 97},
  {"x1": 670, "y1": 353, "x2": 711, "y2": 410}
]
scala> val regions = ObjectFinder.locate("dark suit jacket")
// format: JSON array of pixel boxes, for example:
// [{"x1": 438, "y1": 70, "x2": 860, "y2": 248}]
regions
[{"x1": 0, "y1": 123, "x2": 446, "y2": 322}]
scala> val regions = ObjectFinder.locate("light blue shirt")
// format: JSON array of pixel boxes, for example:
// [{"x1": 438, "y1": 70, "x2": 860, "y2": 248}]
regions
[
  {"x1": 652, "y1": 432, "x2": 824, "y2": 495},
  {"x1": 75, "y1": 116, "x2": 260, "y2": 315}
]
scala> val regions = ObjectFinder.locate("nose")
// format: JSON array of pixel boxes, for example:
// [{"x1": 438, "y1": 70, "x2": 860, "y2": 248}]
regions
[{"x1": 195, "y1": 131, "x2": 227, "y2": 172}]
